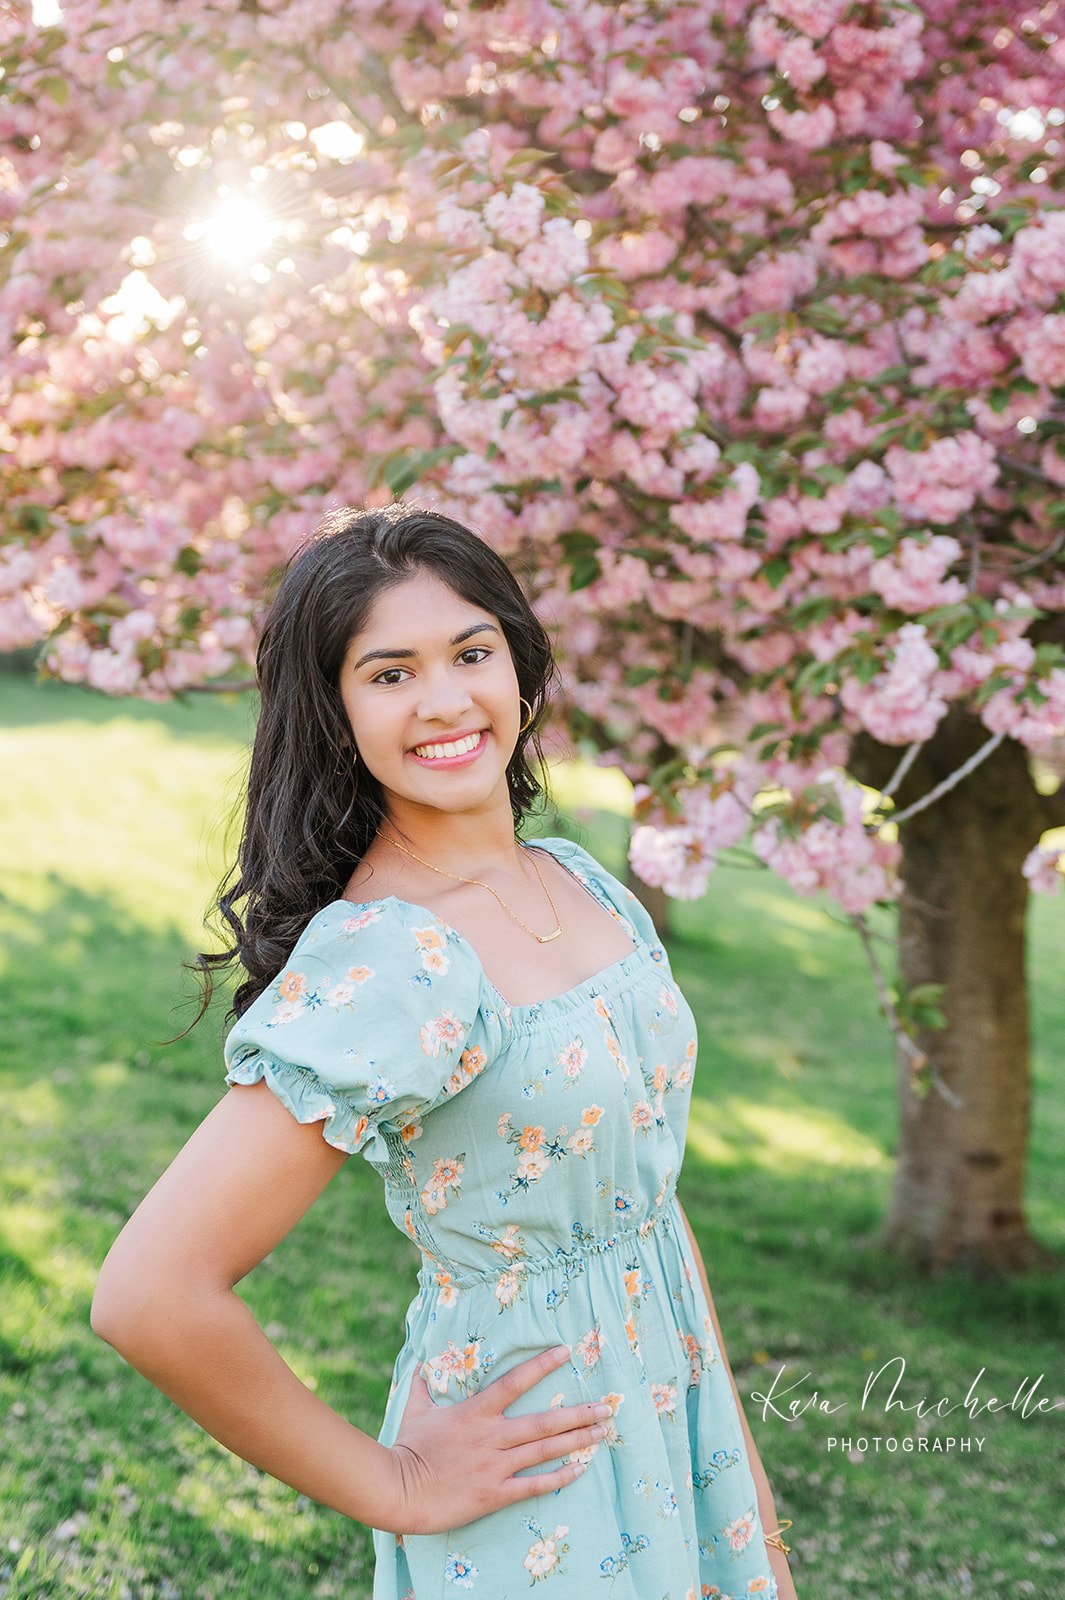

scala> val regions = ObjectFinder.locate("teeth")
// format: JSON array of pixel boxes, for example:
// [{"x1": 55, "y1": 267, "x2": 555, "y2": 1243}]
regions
[{"x1": 413, "y1": 731, "x2": 483, "y2": 760}]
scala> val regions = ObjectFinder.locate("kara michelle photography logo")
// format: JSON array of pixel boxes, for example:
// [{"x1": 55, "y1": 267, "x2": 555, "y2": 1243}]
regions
[{"x1": 748, "y1": 1355, "x2": 1064, "y2": 1457}]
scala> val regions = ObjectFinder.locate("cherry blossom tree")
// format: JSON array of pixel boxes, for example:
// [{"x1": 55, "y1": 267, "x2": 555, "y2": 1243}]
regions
[{"x1": 3, "y1": 0, "x2": 1065, "y2": 1273}]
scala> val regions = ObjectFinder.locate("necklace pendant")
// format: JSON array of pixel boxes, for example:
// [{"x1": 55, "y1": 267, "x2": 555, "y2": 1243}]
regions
[{"x1": 538, "y1": 928, "x2": 563, "y2": 943}]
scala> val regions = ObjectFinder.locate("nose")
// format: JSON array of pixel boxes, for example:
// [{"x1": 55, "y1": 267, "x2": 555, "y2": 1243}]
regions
[{"x1": 416, "y1": 665, "x2": 476, "y2": 726}]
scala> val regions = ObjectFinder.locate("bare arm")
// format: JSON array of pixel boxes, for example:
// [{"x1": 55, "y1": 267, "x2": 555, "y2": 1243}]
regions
[
  {"x1": 90, "y1": 1079, "x2": 405, "y2": 1527},
  {"x1": 676, "y1": 1197, "x2": 798, "y2": 1599}
]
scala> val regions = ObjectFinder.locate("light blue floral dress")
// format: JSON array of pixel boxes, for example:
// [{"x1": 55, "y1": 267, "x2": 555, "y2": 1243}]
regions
[{"x1": 223, "y1": 836, "x2": 779, "y2": 1600}]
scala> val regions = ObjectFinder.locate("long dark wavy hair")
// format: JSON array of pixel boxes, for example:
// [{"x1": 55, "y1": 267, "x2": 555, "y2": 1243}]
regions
[{"x1": 183, "y1": 505, "x2": 560, "y2": 1031}]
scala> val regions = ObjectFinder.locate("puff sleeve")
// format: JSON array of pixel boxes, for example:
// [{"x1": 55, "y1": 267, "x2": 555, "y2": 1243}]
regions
[{"x1": 222, "y1": 897, "x2": 504, "y2": 1171}]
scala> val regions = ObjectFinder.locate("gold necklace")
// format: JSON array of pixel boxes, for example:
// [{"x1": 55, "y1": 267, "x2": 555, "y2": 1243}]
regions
[{"x1": 379, "y1": 830, "x2": 565, "y2": 943}]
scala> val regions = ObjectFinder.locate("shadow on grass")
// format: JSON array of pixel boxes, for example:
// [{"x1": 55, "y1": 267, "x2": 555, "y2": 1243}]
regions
[
  {"x1": 0, "y1": 880, "x2": 411, "y2": 1598},
  {"x1": 0, "y1": 663, "x2": 257, "y2": 747}
]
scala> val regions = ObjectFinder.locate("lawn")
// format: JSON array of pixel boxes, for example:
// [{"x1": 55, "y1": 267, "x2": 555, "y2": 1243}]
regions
[{"x1": 1, "y1": 667, "x2": 1063, "y2": 1600}]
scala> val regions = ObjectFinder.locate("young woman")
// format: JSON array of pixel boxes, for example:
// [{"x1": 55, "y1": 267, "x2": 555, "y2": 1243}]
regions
[{"x1": 91, "y1": 507, "x2": 796, "y2": 1599}]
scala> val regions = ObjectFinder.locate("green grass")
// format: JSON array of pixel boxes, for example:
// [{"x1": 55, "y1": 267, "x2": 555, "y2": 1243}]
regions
[{"x1": 1, "y1": 668, "x2": 1064, "y2": 1599}]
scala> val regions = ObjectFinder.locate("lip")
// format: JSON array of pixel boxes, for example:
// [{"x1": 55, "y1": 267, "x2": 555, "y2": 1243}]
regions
[{"x1": 407, "y1": 728, "x2": 490, "y2": 770}]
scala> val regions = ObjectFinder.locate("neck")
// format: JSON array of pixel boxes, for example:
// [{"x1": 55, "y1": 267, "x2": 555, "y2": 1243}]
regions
[{"x1": 376, "y1": 803, "x2": 522, "y2": 875}]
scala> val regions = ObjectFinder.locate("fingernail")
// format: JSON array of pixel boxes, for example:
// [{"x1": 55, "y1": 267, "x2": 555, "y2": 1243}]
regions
[
  {"x1": 554, "y1": 1344, "x2": 571, "y2": 1358},
  {"x1": 572, "y1": 1461, "x2": 587, "y2": 1475}
]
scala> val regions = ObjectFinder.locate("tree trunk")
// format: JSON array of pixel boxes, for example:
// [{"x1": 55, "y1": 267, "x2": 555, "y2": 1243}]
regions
[{"x1": 849, "y1": 709, "x2": 1061, "y2": 1278}]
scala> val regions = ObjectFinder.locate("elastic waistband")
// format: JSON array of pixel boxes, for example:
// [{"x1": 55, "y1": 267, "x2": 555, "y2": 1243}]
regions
[{"x1": 416, "y1": 1192, "x2": 679, "y2": 1289}]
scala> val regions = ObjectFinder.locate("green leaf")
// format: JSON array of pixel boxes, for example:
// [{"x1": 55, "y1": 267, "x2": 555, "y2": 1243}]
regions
[
  {"x1": 568, "y1": 554, "x2": 600, "y2": 591},
  {"x1": 174, "y1": 545, "x2": 202, "y2": 578},
  {"x1": 17, "y1": 505, "x2": 49, "y2": 535},
  {"x1": 40, "y1": 75, "x2": 68, "y2": 106}
]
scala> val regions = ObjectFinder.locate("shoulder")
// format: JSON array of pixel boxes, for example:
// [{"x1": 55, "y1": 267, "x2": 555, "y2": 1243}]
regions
[
  {"x1": 535, "y1": 834, "x2": 662, "y2": 951},
  {"x1": 534, "y1": 834, "x2": 648, "y2": 924},
  {"x1": 289, "y1": 891, "x2": 485, "y2": 993},
  {"x1": 233, "y1": 894, "x2": 488, "y2": 1042}
]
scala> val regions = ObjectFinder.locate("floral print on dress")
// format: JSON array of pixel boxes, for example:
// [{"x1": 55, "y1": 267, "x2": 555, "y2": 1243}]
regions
[{"x1": 221, "y1": 835, "x2": 780, "y2": 1599}]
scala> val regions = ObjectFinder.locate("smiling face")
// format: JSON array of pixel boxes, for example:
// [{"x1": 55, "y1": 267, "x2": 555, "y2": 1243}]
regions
[{"x1": 339, "y1": 569, "x2": 524, "y2": 827}]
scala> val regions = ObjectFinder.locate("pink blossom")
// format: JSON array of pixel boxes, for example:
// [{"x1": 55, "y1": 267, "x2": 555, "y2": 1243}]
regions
[
  {"x1": 868, "y1": 535, "x2": 967, "y2": 614},
  {"x1": 629, "y1": 823, "x2": 714, "y2": 900},
  {"x1": 1014, "y1": 314, "x2": 1065, "y2": 389},
  {"x1": 86, "y1": 647, "x2": 143, "y2": 695},
  {"x1": 1010, "y1": 212, "x2": 1065, "y2": 309},
  {"x1": 767, "y1": 102, "x2": 837, "y2": 150},
  {"x1": 516, "y1": 218, "x2": 590, "y2": 292},
  {"x1": 885, "y1": 433, "x2": 999, "y2": 525},
  {"x1": 483, "y1": 182, "x2": 545, "y2": 246},
  {"x1": 1022, "y1": 845, "x2": 1065, "y2": 896},
  {"x1": 751, "y1": 770, "x2": 899, "y2": 913},
  {"x1": 597, "y1": 230, "x2": 679, "y2": 280},
  {"x1": 768, "y1": 0, "x2": 847, "y2": 39},
  {"x1": 839, "y1": 622, "x2": 948, "y2": 744},
  {"x1": 776, "y1": 35, "x2": 826, "y2": 90},
  {"x1": 613, "y1": 364, "x2": 699, "y2": 436}
]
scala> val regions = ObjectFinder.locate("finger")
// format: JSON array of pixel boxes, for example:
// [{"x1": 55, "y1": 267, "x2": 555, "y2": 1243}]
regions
[
  {"x1": 507, "y1": 1421, "x2": 608, "y2": 1474},
  {"x1": 402, "y1": 1368, "x2": 434, "y2": 1413},
  {"x1": 499, "y1": 1455, "x2": 589, "y2": 1505},
  {"x1": 480, "y1": 1345, "x2": 571, "y2": 1414},
  {"x1": 500, "y1": 1398, "x2": 612, "y2": 1444}
]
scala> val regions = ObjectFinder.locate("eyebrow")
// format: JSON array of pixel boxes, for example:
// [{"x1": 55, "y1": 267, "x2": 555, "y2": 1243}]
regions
[{"x1": 352, "y1": 622, "x2": 501, "y2": 672}]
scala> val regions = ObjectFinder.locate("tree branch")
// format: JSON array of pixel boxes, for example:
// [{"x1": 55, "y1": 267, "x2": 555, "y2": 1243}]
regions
[{"x1": 883, "y1": 732, "x2": 1006, "y2": 826}]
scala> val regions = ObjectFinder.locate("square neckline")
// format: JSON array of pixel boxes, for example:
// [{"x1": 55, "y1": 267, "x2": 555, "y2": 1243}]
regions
[{"x1": 326, "y1": 834, "x2": 648, "y2": 1017}]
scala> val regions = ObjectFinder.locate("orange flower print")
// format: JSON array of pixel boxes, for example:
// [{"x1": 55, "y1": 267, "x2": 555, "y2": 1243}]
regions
[
  {"x1": 396, "y1": 1111, "x2": 423, "y2": 1144},
  {"x1": 434, "y1": 1270, "x2": 458, "y2": 1308},
  {"x1": 581, "y1": 1104, "x2": 605, "y2": 1126},
  {"x1": 522, "y1": 1522, "x2": 570, "y2": 1581},
  {"x1": 556, "y1": 1037, "x2": 588, "y2": 1083},
  {"x1": 497, "y1": 1111, "x2": 512, "y2": 1137},
  {"x1": 412, "y1": 924, "x2": 450, "y2": 975},
  {"x1": 444, "y1": 1043, "x2": 487, "y2": 1097},
  {"x1": 678, "y1": 1329, "x2": 704, "y2": 1387},
  {"x1": 566, "y1": 1126, "x2": 595, "y2": 1157},
  {"x1": 574, "y1": 1323, "x2": 603, "y2": 1368},
  {"x1": 624, "y1": 1311, "x2": 640, "y2": 1356},
  {"x1": 747, "y1": 1578, "x2": 773, "y2": 1593},
  {"x1": 420, "y1": 1153, "x2": 464, "y2": 1216},
  {"x1": 461, "y1": 1044, "x2": 487, "y2": 1075},
  {"x1": 604, "y1": 1031, "x2": 631, "y2": 1079},
  {"x1": 623, "y1": 1268, "x2": 641, "y2": 1299},
  {"x1": 651, "y1": 1380, "x2": 677, "y2": 1419},
  {"x1": 421, "y1": 1337, "x2": 484, "y2": 1397},
  {"x1": 488, "y1": 1223, "x2": 526, "y2": 1263},
  {"x1": 652, "y1": 1062, "x2": 668, "y2": 1092},
  {"x1": 630, "y1": 1099, "x2": 653, "y2": 1133},
  {"x1": 723, "y1": 1507, "x2": 757, "y2": 1554},
  {"x1": 345, "y1": 964, "x2": 374, "y2": 984},
  {"x1": 353, "y1": 1113, "x2": 369, "y2": 1147},
  {"x1": 278, "y1": 970, "x2": 307, "y2": 1002},
  {"x1": 493, "y1": 1268, "x2": 525, "y2": 1310},
  {"x1": 518, "y1": 1124, "x2": 546, "y2": 1152},
  {"x1": 339, "y1": 906, "x2": 383, "y2": 933},
  {"x1": 419, "y1": 1008, "x2": 467, "y2": 1057},
  {"x1": 516, "y1": 1148, "x2": 549, "y2": 1184},
  {"x1": 594, "y1": 995, "x2": 612, "y2": 1025}
]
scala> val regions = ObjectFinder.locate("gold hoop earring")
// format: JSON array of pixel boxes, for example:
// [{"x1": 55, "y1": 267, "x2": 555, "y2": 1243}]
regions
[
  {"x1": 335, "y1": 747, "x2": 358, "y2": 776},
  {"x1": 518, "y1": 696, "x2": 536, "y2": 735}
]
